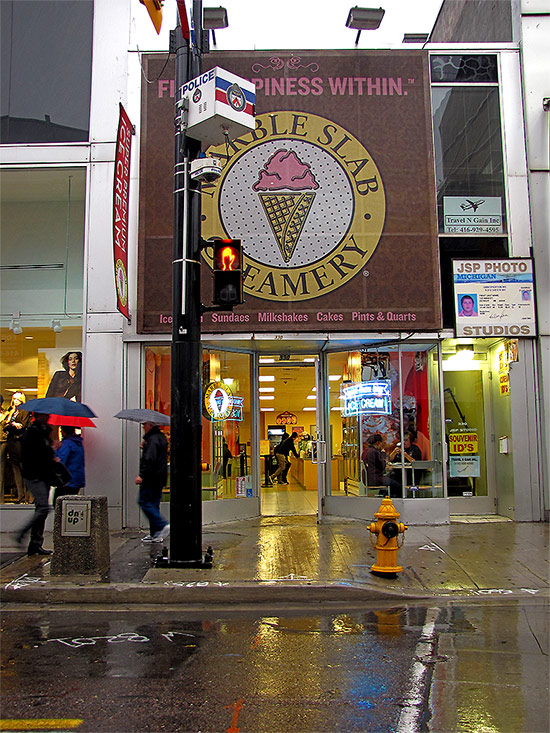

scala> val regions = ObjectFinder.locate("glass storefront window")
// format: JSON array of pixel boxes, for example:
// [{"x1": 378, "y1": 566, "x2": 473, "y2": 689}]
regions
[
  {"x1": 431, "y1": 86, "x2": 505, "y2": 233},
  {"x1": 0, "y1": 168, "x2": 86, "y2": 324},
  {"x1": 430, "y1": 55, "x2": 498, "y2": 83},
  {"x1": 0, "y1": 1, "x2": 93, "y2": 144},
  {"x1": 328, "y1": 343, "x2": 443, "y2": 499},
  {"x1": 1, "y1": 167, "x2": 86, "y2": 506},
  {"x1": 143, "y1": 346, "x2": 253, "y2": 502},
  {"x1": 0, "y1": 326, "x2": 83, "y2": 504}
]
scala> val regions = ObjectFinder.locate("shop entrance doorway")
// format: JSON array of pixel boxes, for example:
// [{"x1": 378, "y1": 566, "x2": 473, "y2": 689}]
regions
[{"x1": 259, "y1": 355, "x2": 320, "y2": 516}]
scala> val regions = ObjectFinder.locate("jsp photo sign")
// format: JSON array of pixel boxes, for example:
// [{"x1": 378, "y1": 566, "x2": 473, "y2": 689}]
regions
[
  {"x1": 62, "y1": 500, "x2": 92, "y2": 537},
  {"x1": 453, "y1": 259, "x2": 536, "y2": 337}
]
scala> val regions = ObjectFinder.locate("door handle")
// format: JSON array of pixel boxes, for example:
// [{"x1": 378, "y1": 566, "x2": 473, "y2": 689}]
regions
[{"x1": 312, "y1": 440, "x2": 327, "y2": 464}]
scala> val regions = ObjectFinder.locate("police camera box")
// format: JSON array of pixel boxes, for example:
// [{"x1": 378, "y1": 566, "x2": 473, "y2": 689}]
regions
[{"x1": 179, "y1": 66, "x2": 256, "y2": 146}]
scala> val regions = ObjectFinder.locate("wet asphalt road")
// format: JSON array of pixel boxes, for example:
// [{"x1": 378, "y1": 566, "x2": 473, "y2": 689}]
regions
[{"x1": 1, "y1": 600, "x2": 548, "y2": 733}]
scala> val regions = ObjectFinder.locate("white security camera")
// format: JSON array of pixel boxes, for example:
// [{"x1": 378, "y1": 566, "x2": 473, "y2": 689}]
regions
[{"x1": 190, "y1": 157, "x2": 222, "y2": 183}]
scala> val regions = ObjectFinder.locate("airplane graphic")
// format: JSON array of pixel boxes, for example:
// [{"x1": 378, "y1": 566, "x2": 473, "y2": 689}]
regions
[{"x1": 460, "y1": 199, "x2": 485, "y2": 212}]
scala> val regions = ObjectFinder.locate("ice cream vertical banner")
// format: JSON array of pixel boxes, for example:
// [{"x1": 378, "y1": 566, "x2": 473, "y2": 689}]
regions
[{"x1": 113, "y1": 103, "x2": 133, "y2": 321}]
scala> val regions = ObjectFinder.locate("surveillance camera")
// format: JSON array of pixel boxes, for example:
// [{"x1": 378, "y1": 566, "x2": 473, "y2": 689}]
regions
[{"x1": 190, "y1": 157, "x2": 222, "y2": 183}]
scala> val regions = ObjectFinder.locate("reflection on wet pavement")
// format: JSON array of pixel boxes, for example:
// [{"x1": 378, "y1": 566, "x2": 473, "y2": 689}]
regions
[{"x1": 1, "y1": 601, "x2": 547, "y2": 732}]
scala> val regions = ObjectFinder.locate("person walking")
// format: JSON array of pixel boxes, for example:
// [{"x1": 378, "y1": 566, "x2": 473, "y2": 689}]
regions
[
  {"x1": 271, "y1": 431, "x2": 299, "y2": 485},
  {"x1": 136, "y1": 421, "x2": 170, "y2": 543},
  {"x1": 15, "y1": 412, "x2": 55, "y2": 556},
  {"x1": 53, "y1": 426, "x2": 85, "y2": 505}
]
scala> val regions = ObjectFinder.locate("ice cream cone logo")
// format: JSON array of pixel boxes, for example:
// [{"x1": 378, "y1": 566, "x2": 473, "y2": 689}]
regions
[
  {"x1": 203, "y1": 381, "x2": 233, "y2": 421},
  {"x1": 253, "y1": 150, "x2": 319, "y2": 263},
  {"x1": 213, "y1": 389, "x2": 224, "y2": 413},
  {"x1": 202, "y1": 111, "x2": 386, "y2": 302}
]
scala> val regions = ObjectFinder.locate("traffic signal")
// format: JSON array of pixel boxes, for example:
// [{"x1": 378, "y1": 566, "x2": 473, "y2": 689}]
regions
[
  {"x1": 212, "y1": 239, "x2": 243, "y2": 308},
  {"x1": 140, "y1": 0, "x2": 163, "y2": 35}
]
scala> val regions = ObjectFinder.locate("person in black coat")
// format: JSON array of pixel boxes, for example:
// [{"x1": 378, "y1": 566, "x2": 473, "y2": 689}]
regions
[
  {"x1": 15, "y1": 412, "x2": 55, "y2": 555},
  {"x1": 135, "y1": 421, "x2": 170, "y2": 543},
  {"x1": 271, "y1": 431, "x2": 299, "y2": 485}
]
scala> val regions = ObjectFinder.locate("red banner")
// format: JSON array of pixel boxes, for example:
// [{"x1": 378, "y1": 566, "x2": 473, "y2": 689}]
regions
[{"x1": 113, "y1": 103, "x2": 132, "y2": 321}]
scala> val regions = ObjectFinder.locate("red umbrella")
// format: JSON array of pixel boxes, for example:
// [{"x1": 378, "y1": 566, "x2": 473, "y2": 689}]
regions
[{"x1": 48, "y1": 414, "x2": 96, "y2": 428}]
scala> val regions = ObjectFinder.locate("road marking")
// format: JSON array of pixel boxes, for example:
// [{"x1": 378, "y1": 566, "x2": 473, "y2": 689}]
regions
[
  {"x1": 0, "y1": 720, "x2": 83, "y2": 730},
  {"x1": 4, "y1": 574, "x2": 46, "y2": 590},
  {"x1": 225, "y1": 698, "x2": 244, "y2": 733},
  {"x1": 418, "y1": 543, "x2": 444, "y2": 552},
  {"x1": 396, "y1": 606, "x2": 439, "y2": 733}
]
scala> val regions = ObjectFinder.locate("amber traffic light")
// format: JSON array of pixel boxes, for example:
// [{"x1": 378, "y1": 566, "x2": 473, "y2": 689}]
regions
[{"x1": 212, "y1": 239, "x2": 243, "y2": 307}]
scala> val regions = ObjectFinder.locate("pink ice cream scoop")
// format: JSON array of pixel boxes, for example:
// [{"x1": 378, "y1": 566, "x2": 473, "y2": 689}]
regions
[{"x1": 253, "y1": 149, "x2": 319, "y2": 191}]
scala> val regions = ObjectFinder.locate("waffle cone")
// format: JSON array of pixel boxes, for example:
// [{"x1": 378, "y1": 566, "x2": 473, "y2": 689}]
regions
[{"x1": 258, "y1": 191, "x2": 316, "y2": 263}]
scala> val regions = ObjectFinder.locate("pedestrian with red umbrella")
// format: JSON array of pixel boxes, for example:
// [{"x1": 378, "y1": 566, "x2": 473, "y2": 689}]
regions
[{"x1": 53, "y1": 426, "x2": 86, "y2": 506}]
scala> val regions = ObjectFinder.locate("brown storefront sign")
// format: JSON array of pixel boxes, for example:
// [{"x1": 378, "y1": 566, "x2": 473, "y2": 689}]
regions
[{"x1": 138, "y1": 51, "x2": 441, "y2": 333}]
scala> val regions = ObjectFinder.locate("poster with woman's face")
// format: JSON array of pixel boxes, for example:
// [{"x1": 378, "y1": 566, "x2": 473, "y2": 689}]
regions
[{"x1": 39, "y1": 349, "x2": 82, "y2": 401}]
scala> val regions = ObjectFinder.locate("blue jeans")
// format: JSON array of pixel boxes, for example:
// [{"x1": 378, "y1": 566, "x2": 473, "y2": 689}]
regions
[
  {"x1": 19, "y1": 478, "x2": 51, "y2": 550},
  {"x1": 138, "y1": 483, "x2": 167, "y2": 535}
]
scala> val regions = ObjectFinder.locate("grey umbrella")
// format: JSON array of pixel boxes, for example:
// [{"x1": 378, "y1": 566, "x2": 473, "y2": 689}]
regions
[{"x1": 114, "y1": 408, "x2": 170, "y2": 425}]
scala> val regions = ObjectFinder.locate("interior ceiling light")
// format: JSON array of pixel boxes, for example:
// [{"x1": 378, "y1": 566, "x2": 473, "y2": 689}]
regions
[
  {"x1": 260, "y1": 407, "x2": 274, "y2": 412},
  {"x1": 259, "y1": 387, "x2": 275, "y2": 392},
  {"x1": 303, "y1": 407, "x2": 316, "y2": 411},
  {"x1": 307, "y1": 395, "x2": 317, "y2": 400},
  {"x1": 259, "y1": 395, "x2": 275, "y2": 400},
  {"x1": 259, "y1": 375, "x2": 275, "y2": 382},
  {"x1": 328, "y1": 375, "x2": 342, "y2": 381},
  {"x1": 9, "y1": 319, "x2": 22, "y2": 335},
  {"x1": 259, "y1": 358, "x2": 275, "y2": 363}
]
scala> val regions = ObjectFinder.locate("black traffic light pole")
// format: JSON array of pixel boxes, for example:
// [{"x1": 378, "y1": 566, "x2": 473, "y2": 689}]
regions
[{"x1": 160, "y1": 0, "x2": 211, "y2": 567}]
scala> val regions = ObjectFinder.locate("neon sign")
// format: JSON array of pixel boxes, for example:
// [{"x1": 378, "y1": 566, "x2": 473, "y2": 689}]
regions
[{"x1": 342, "y1": 380, "x2": 392, "y2": 416}]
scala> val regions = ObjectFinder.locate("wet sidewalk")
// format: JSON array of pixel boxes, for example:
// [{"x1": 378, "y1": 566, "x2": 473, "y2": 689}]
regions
[{"x1": 1, "y1": 515, "x2": 548, "y2": 606}]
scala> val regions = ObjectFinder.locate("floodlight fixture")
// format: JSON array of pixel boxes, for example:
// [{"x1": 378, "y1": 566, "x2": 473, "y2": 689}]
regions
[
  {"x1": 403, "y1": 33, "x2": 429, "y2": 44},
  {"x1": 203, "y1": 6, "x2": 228, "y2": 45},
  {"x1": 346, "y1": 6, "x2": 385, "y2": 45}
]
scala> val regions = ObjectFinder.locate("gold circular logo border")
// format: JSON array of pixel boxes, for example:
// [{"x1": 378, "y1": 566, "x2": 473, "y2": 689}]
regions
[
  {"x1": 203, "y1": 381, "x2": 233, "y2": 421},
  {"x1": 203, "y1": 111, "x2": 386, "y2": 302}
]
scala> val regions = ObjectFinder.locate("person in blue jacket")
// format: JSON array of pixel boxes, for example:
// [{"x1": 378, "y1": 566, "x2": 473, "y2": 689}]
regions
[{"x1": 54, "y1": 426, "x2": 85, "y2": 505}]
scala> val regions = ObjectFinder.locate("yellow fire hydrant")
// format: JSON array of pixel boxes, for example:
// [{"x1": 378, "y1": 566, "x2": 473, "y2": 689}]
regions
[{"x1": 368, "y1": 497, "x2": 407, "y2": 575}]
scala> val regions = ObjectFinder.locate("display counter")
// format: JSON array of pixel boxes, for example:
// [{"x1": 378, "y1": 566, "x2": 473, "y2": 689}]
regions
[{"x1": 290, "y1": 457, "x2": 341, "y2": 491}]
